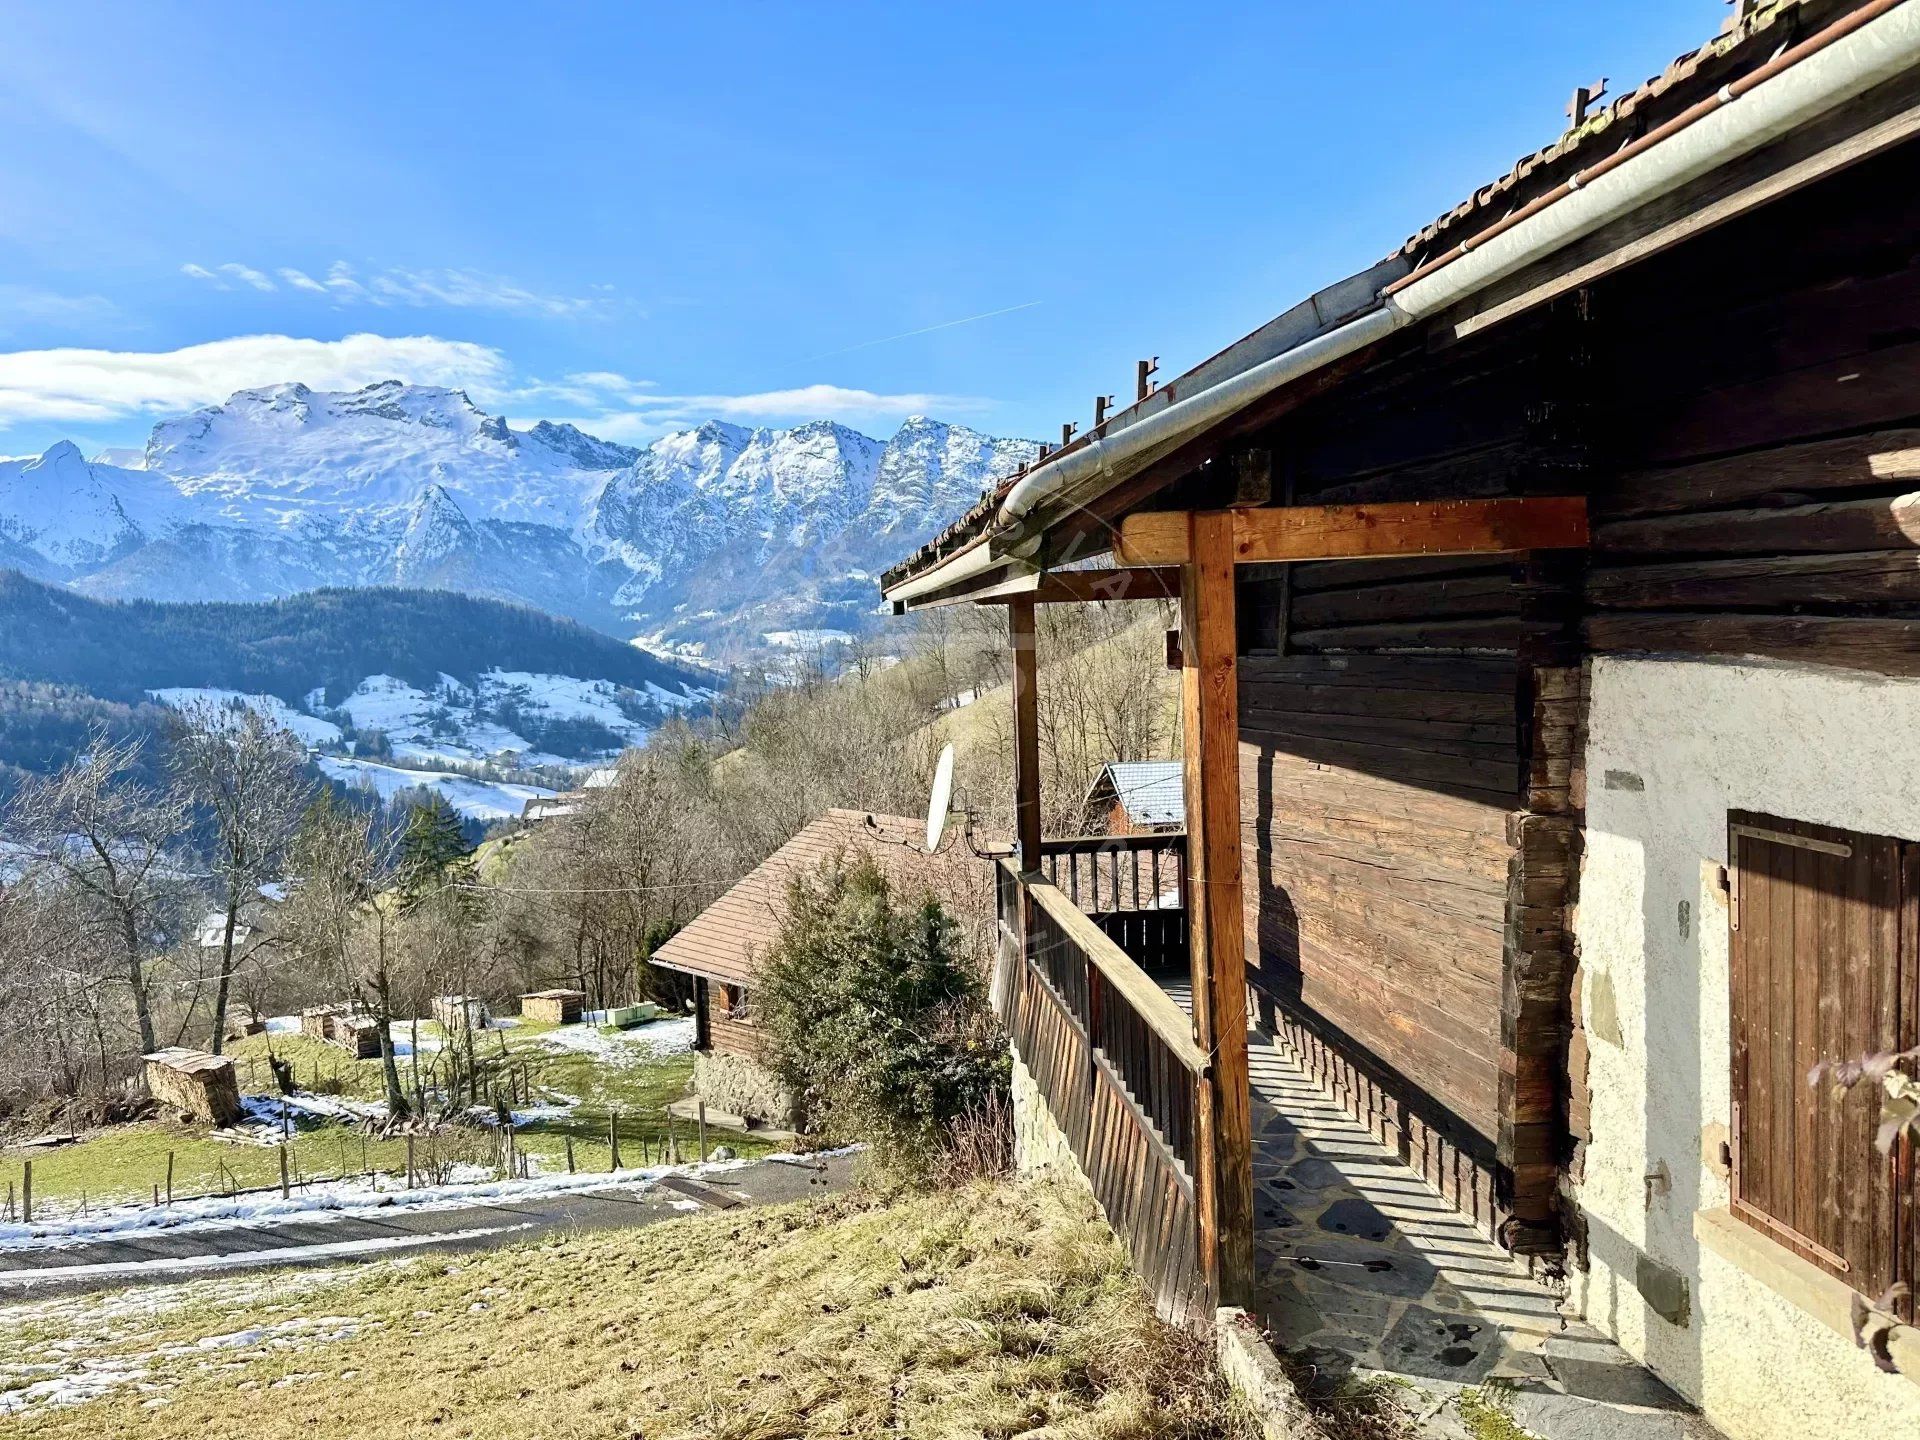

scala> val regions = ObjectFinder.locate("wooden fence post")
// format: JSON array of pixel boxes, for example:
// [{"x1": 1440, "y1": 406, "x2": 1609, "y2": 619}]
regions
[
  {"x1": 407, "y1": 1134, "x2": 416, "y2": 1189},
  {"x1": 279, "y1": 1145, "x2": 290, "y2": 1199},
  {"x1": 165, "y1": 1151, "x2": 174, "y2": 1205},
  {"x1": 697, "y1": 1101, "x2": 708, "y2": 1163},
  {"x1": 21, "y1": 1159, "x2": 31, "y2": 1223},
  {"x1": 565, "y1": 1136, "x2": 576, "y2": 1175},
  {"x1": 608, "y1": 1109, "x2": 622, "y2": 1170}
]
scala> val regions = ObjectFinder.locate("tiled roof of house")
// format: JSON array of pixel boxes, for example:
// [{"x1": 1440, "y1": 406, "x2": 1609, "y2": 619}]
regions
[
  {"x1": 1401, "y1": 0, "x2": 1846, "y2": 263},
  {"x1": 650, "y1": 809, "x2": 969, "y2": 986},
  {"x1": 1088, "y1": 760, "x2": 1186, "y2": 829},
  {"x1": 880, "y1": 0, "x2": 1863, "y2": 592}
]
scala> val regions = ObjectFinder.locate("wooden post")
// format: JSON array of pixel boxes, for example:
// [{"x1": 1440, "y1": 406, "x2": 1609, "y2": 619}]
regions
[
  {"x1": 407, "y1": 1134, "x2": 417, "y2": 1190},
  {"x1": 279, "y1": 1144, "x2": 290, "y2": 1199},
  {"x1": 1180, "y1": 509, "x2": 1255, "y2": 1305},
  {"x1": 1009, "y1": 598, "x2": 1043, "y2": 873},
  {"x1": 21, "y1": 1161, "x2": 30, "y2": 1224},
  {"x1": 608, "y1": 1109, "x2": 622, "y2": 1171},
  {"x1": 564, "y1": 1136, "x2": 576, "y2": 1175},
  {"x1": 165, "y1": 1151, "x2": 173, "y2": 1205},
  {"x1": 697, "y1": 1100, "x2": 708, "y2": 1163}
]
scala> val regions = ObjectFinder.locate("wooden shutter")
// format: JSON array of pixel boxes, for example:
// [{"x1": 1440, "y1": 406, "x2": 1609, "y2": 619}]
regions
[{"x1": 1729, "y1": 811, "x2": 1915, "y2": 1307}]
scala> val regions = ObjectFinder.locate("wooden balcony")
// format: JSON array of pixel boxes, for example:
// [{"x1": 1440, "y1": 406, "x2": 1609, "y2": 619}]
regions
[{"x1": 991, "y1": 832, "x2": 1215, "y2": 1326}]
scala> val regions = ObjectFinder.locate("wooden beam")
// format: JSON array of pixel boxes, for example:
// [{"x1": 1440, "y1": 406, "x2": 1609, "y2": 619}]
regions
[
  {"x1": 1009, "y1": 598, "x2": 1043, "y2": 873},
  {"x1": 971, "y1": 567, "x2": 1181, "y2": 605},
  {"x1": 1180, "y1": 511, "x2": 1254, "y2": 1305},
  {"x1": 1116, "y1": 496, "x2": 1590, "y2": 566}
]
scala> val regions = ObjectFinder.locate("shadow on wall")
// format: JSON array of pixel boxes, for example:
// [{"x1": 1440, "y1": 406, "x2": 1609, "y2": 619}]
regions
[{"x1": 1243, "y1": 737, "x2": 1505, "y2": 1198}]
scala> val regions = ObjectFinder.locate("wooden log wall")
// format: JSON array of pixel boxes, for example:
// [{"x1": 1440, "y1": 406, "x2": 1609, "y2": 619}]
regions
[
  {"x1": 1586, "y1": 143, "x2": 1920, "y2": 675},
  {"x1": 702, "y1": 982, "x2": 765, "y2": 1062},
  {"x1": 1237, "y1": 648, "x2": 1522, "y2": 1235},
  {"x1": 1229, "y1": 298, "x2": 1595, "y2": 1246}
]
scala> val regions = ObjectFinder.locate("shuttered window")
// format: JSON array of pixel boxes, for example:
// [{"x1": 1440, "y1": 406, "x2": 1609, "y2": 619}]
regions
[{"x1": 1728, "y1": 811, "x2": 1917, "y2": 1311}]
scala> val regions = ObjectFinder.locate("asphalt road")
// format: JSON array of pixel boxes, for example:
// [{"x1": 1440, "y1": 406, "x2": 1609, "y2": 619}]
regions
[{"x1": 0, "y1": 1152, "x2": 857, "y2": 1296}]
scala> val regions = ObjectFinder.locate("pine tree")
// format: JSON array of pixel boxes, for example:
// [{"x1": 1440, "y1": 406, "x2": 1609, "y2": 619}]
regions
[{"x1": 397, "y1": 794, "x2": 470, "y2": 904}]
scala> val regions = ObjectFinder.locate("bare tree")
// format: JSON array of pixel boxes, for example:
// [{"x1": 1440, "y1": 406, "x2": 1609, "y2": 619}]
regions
[
  {"x1": 2, "y1": 730, "x2": 190, "y2": 1055},
  {"x1": 168, "y1": 703, "x2": 315, "y2": 1052},
  {"x1": 279, "y1": 789, "x2": 409, "y2": 1116}
]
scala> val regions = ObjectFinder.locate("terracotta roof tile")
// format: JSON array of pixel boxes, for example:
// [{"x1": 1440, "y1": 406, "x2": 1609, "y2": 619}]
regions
[{"x1": 651, "y1": 809, "x2": 972, "y2": 986}]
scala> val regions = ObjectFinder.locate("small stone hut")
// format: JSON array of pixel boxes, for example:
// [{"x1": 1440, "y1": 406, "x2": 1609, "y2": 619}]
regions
[
  {"x1": 143, "y1": 1048, "x2": 243, "y2": 1127},
  {"x1": 520, "y1": 989, "x2": 585, "y2": 1025}
]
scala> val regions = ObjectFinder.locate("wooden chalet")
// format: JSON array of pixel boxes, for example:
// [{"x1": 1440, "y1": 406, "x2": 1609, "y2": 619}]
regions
[
  {"x1": 1085, "y1": 760, "x2": 1185, "y2": 836},
  {"x1": 880, "y1": 3, "x2": 1920, "y2": 1433},
  {"x1": 651, "y1": 809, "x2": 981, "y2": 1128}
]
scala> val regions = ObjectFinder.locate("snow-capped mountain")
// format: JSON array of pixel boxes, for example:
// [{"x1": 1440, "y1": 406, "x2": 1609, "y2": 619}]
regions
[{"x1": 1, "y1": 383, "x2": 1037, "y2": 658}]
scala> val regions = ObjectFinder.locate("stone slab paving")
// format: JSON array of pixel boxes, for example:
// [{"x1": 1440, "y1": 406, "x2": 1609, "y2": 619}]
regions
[{"x1": 1161, "y1": 979, "x2": 1721, "y2": 1439}]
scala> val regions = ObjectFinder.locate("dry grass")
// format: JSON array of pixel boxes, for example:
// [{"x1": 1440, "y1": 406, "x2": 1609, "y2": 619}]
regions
[{"x1": 2, "y1": 1178, "x2": 1255, "y2": 1440}]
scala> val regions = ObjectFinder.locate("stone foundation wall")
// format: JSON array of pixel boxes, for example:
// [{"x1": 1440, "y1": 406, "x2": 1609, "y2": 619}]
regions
[
  {"x1": 693, "y1": 1050, "x2": 798, "y2": 1128},
  {"x1": 1010, "y1": 1049, "x2": 1091, "y2": 1201}
]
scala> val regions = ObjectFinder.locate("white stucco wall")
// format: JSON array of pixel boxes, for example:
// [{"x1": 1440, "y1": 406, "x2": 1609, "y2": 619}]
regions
[{"x1": 1571, "y1": 655, "x2": 1920, "y2": 1440}]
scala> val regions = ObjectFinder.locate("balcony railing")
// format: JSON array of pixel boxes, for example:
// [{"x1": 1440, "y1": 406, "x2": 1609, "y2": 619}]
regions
[
  {"x1": 994, "y1": 834, "x2": 1212, "y2": 1327},
  {"x1": 1036, "y1": 832, "x2": 1189, "y2": 975}
]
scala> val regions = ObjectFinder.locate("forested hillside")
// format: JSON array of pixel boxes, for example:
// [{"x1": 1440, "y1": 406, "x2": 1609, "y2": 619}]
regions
[{"x1": 0, "y1": 569, "x2": 710, "y2": 706}]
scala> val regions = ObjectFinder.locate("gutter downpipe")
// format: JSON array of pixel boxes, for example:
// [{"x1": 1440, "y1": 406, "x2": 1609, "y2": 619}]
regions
[{"x1": 983, "y1": 0, "x2": 1919, "y2": 539}]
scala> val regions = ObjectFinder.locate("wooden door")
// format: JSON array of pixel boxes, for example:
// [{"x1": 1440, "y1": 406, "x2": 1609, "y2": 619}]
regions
[{"x1": 1729, "y1": 811, "x2": 1916, "y2": 1311}]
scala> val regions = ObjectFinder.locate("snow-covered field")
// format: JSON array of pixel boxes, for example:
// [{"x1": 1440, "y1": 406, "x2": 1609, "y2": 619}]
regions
[
  {"x1": 314, "y1": 757, "x2": 552, "y2": 822},
  {"x1": 147, "y1": 670, "x2": 701, "y2": 802},
  {"x1": 146, "y1": 688, "x2": 344, "y2": 746},
  {"x1": 762, "y1": 628, "x2": 853, "y2": 650}
]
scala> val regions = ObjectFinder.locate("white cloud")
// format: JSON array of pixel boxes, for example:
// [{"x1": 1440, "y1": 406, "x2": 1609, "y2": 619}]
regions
[
  {"x1": 187, "y1": 258, "x2": 606, "y2": 318},
  {"x1": 0, "y1": 334, "x2": 999, "y2": 444},
  {"x1": 180, "y1": 262, "x2": 277, "y2": 292},
  {"x1": 0, "y1": 333, "x2": 512, "y2": 425}
]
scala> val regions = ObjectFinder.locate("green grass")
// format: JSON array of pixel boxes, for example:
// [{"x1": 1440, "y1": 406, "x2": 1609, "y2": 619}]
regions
[
  {"x1": 6, "y1": 1015, "x2": 778, "y2": 1214},
  {"x1": 0, "y1": 1179, "x2": 1254, "y2": 1439}
]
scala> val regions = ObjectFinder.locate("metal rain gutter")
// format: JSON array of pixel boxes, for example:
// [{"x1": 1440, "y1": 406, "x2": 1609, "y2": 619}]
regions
[{"x1": 885, "y1": 0, "x2": 1920, "y2": 604}]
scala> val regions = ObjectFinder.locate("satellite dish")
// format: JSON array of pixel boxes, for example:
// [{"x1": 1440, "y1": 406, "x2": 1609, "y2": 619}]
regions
[{"x1": 925, "y1": 743, "x2": 957, "y2": 852}]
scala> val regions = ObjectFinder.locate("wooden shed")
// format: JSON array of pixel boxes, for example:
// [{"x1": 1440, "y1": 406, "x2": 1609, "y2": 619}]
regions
[
  {"x1": 520, "y1": 989, "x2": 585, "y2": 1025},
  {"x1": 142, "y1": 1048, "x2": 243, "y2": 1127},
  {"x1": 1084, "y1": 760, "x2": 1185, "y2": 836}
]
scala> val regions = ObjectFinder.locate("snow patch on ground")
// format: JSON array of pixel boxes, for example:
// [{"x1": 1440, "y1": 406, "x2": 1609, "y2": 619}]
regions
[
  {"x1": 0, "y1": 1151, "x2": 772, "y2": 1255},
  {"x1": 534, "y1": 1016, "x2": 695, "y2": 1067}
]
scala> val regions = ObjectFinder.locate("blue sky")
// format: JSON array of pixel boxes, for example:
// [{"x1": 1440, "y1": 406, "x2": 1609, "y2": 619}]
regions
[{"x1": 0, "y1": 1, "x2": 1723, "y2": 457}]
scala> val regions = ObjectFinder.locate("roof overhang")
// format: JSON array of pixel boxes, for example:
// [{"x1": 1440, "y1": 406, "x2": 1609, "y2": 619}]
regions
[{"x1": 882, "y1": 0, "x2": 1920, "y2": 611}]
